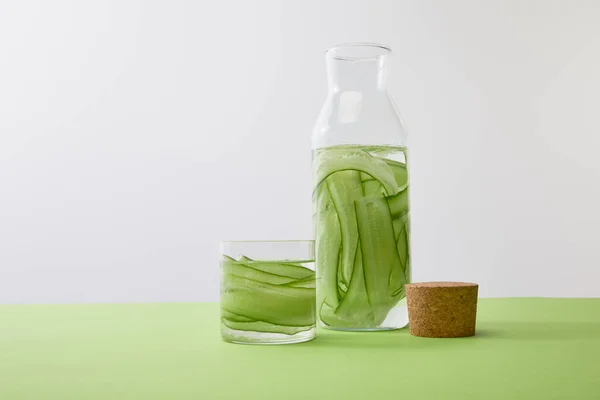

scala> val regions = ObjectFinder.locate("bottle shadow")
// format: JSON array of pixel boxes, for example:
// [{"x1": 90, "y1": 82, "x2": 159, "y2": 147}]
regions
[
  {"x1": 475, "y1": 321, "x2": 600, "y2": 341},
  {"x1": 302, "y1": 321, "x2": 600, "y2": 349}
]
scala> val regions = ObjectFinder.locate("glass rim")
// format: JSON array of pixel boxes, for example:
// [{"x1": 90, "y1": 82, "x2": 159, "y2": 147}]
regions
[{"x1": 326, "y1": 42, "x2": 391, "y2": 61}]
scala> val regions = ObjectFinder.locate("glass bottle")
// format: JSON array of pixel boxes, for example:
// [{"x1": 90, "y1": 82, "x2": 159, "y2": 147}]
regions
[{"x1": 312, "y1": 43, "x2": 410, "y2": 331}]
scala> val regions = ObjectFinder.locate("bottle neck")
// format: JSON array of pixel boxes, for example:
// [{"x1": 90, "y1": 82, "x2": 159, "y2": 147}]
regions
[{"x1": 325, "y1": 43, "x2": 391, "y2": 93}]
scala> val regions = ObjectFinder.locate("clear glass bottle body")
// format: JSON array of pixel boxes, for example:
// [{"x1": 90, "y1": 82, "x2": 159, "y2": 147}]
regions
[{"x1": 312, "y1": 44, "x2": 410, "y2": 331}]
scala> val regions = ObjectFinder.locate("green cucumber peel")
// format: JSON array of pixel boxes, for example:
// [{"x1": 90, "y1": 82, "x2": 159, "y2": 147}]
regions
[
  {"x1": 221, "y1": 309, "x2": 255, "y2": 323},
  {"x1": 221, "y1": 274, "x2": 314, "y2": 326},
  {"x1": 315, "y1": 183, "x2": 342, "y2": 309},
  {"x1": 232, "y1": 256, "x2": 313, "y2": 280},
  {"x1": 387, "y1": 186, "x2": 409, "y2": 218},
  {"x1": 221, "y1": 318, "x2": 313, "y2": 336},
  {"x1": 221, "y1": 257, "x2": 316, "y2": 335},
  {"x1": 313, "y1": 149, "x2": 398, "y2": 196},
  {"x1": 354, "y1": 196, "x2": 406, "y2": 324},
  {"x1": 313, "y1": 145, "x2": 410, "y2": 329},
  {"x1": 330, "y1": 243, "x2": 376, "y2": 327},
  {"x1": 284, "y1": 274, "x2": 316, "y2": 289},
  {"x1": 325, "y1": 172, "x2": 362, "y2": 291},
  {"x1": 222, "y1": 260, "x2": 297, "y2": 285}
]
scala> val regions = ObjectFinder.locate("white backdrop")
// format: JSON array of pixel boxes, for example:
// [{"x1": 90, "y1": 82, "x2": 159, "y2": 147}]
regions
[{"x1": 1, "y1": 0, "x2": 599, "y2": 303}]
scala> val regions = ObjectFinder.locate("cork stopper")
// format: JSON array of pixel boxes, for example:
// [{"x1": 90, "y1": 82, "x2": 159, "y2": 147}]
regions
[{"x1": 406, "y1": 282, "x2": 478, "y2": 338}]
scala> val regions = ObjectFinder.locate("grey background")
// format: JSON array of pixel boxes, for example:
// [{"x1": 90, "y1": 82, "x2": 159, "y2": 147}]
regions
[{"x1": 1, "y1": 0, "x2": 600, "y2": 303}]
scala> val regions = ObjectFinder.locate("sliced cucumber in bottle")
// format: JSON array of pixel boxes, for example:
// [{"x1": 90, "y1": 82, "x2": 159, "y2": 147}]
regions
[{"x1": 313, "y1": 145, "x2": 411, "y2": 330}]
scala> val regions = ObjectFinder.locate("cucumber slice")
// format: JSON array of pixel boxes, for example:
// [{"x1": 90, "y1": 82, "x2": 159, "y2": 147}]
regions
[
  {"x1": 387, "y1": 186, "x2": 409, "y2": 218},
  {"x1": 313, "y1": 145, "x2": 410, "y2": 329},
  {"x1": 383, "y1": 159, "x2": 408, "y2": 189},
  {"x1": 333, "y1": 243, "x2": 376, "y2": 326},
  {"x1": 222, "y1": 261, "x2": 297, "y2": 285},
  {"x1": 315, "y1": 183, "x2": 342, "y2": 309},
  {"x1": 221, "y1": 254, "x2": 237, "y2": 263},
  {"x1": 396, "y1": 217, "x2": 409, "y2": 273},
  {"x1": 404, "y1": 218, "x2": 411, "y2": 282},
  {"x1": 221, "y1": 309, "x2": 255, "y2": 323},
  {"x1": 221, "y1": 275, "x2": 315, "y2": 327},
  {"x1": 227, "y1": 255, "x2": 313, "y2": 279},
  {"x1": 320, "y1": 244, "x2": 376, "y2": 328},
  {"x1": 362, "y1": 179, "x2": 386, "y2": 197},
  {"x1": 392, "y1": 212, "x2": 409, "y2": 241},
  {"x1": 325, "y1": 172, "x2": 362, "y2": 290},
  {"x1": 314, "y1": 150, "x2": 398, "y2": 195},
  {"x1": 284, "y1": 274, "x2": 316, "y2": 289},
  {"x1": 355, "y1": 196, "x2": 406, "y2": 325},
  {"x1": 221, "y1": 319, "x2": 313, "y2": 336},
  {"x1": 242, "y1": 256, "x2": 313, "y2": 267},
  {"x1": 221, "y1": 254, "x2": 316, "y2": 335},
  {"x1": 238, "y1": 261, "x2": 313, "y2": 280}
]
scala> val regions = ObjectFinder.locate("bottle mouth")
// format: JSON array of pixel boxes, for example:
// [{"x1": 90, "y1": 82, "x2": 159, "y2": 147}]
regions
[{"x1": 326, "y1": 43, "x2": 391, "y2": 61}]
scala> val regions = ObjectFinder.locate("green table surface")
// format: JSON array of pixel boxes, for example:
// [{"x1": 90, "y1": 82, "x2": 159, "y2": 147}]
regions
[{"x1": 1, "y1": 298, "x2": 599, "y2": 399}]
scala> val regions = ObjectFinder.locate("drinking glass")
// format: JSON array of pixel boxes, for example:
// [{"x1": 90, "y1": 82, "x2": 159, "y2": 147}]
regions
[{"x1": 220, "y1": 240, "x2": 316, "y2": 344}]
